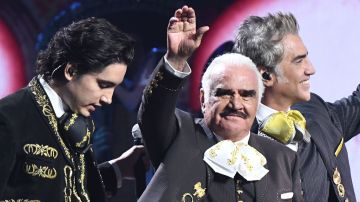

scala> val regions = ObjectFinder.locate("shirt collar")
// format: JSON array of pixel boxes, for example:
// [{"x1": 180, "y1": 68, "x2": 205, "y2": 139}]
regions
[
  {"x1": 256, "y1": 103, "x2": 291, "y2": 122},
  {"x1": 38, "y1": 76, "x2": 68, "y2": 118},
  {"x1": 214, "y1": 131, "x2": 251, "y2": 145},
  {"x1": 256, "y1": 103, "x2": 278, "y2": 122}
]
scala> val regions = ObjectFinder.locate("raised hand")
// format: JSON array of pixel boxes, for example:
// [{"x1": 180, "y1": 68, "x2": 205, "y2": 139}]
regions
[{"x1": 166, "y1": 5, "x2": 209, "y2": 71}]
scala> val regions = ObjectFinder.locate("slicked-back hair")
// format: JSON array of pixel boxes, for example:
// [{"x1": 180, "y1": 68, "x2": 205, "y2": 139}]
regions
[
  {"x1": 232, "y1": 12, "x2": 299, "y2": 72},
  {"x1": 36, "y1": 17, "x2": 135, "y2": 82},
  {"x1": 201, "y1": 53, "x2": 264, "y2": 106}
]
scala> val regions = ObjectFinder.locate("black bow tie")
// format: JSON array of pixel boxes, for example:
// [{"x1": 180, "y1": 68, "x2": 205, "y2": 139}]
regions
[{"x1": 59, "y1": 112, "x2": 94, "y2": 153}]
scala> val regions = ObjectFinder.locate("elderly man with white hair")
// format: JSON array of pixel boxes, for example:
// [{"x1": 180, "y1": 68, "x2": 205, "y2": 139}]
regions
[{"x1": 137, "y1": 6, "x2": 303, "y2": 202}]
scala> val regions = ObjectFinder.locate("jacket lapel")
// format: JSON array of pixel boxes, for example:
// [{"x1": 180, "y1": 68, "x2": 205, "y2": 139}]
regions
[
  {"x1": 196, "y1": 119, "x2": 236, "y2": 201},
  {"x1": 251, "y1": 119, "x2": 260, "y2": 134},
  {"x1": 29, "y1": 77, "x2": 75, "y2": 166},
  {"x1": 248, "y1": 134, "x2": 268, "y2": 202},
  {"x1": 196, "y1": 119, "x2": 217, "y2": 151},
  {"x1": 206, "y1": 167, "x2": 236, "y2": 201},
  {"x1": 305, "y1": 120, "x2": 336, "y2": 173}
]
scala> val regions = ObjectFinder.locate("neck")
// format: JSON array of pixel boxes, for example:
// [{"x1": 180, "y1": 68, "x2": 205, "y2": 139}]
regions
[
  {"x1": 218, "y1": 131, "x2": 249, "y2": 142},
  {"x1": 262, "y1": 90, "x2": 292, "y2": 111},
  {"x1": 48, "y1": 79, "x2": 64, "y2": 98},
  {"x1": 226, "y1": 135, "x2": 247, "y2": 142},
  {"x1": 48, "y1": 80, "x2": 70, "y2": 110}
]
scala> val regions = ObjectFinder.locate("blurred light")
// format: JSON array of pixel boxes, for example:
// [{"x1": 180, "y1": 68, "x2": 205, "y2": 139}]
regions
[
  {"x1": 70, "y1": 2, "x2": 81, "y2": 11},
  {"x1": 0, "y1": 18, "x2": 26, "y2": 98},
  {"x1": 151, "y1": 47, "x2": 165, "y2": 53}
]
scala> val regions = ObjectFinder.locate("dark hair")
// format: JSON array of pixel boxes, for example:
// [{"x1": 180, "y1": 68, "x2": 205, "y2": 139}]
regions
[
  {"x1": 36, "y1": 17, "x2": 135, "y2": 81},
  {"x1": 232, "y1": 12, "x2": 298, "y2": 72}
]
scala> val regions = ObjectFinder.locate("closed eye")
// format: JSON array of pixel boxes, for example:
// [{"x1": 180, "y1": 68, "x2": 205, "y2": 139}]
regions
[
  {"x1": 97, "y1": 79, "x2": 116, "y2": 89},
  {"x1": 292, "y1": 52, "x2": 308, "y2": 64},
  {"x1": 294, "y1": 58, "x2": 303, "y2": 64}
]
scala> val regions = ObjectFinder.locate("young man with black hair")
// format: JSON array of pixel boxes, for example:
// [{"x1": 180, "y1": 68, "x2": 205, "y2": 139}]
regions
[{"x1": 0, "y1": 17, "x2": 143, "y2": 201}]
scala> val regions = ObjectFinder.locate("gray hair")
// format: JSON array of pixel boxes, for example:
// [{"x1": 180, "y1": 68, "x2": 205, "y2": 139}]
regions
[
  {"x1": 201, "y1": 53, "x2": 264, "y2": 105},
  {"x1": 232, "y1": 12, "x2": 299, "y2": 72}
]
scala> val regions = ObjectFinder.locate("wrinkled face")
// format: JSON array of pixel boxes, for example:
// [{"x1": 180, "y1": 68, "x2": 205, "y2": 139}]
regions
[
  {"x1": 62, "y1": 63, "x2": 127, "y2": 117},
  {"x1": 273, "y1": 34, "x2": 316, "y2": 105},
  {"x1": 201, "y1": 66, "x2": 259, "y2": 141}
]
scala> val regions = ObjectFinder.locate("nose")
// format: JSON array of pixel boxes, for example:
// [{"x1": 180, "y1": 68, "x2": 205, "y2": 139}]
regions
[
  {"x1": 100, "y1": 90, "x2": 113, "y2": 105},
  {"x1": 229, "y1": 95, "x2": 244, "y2": 110},
  {"x1": 305, "y1": 59, "x2": 316, "y2": 76}
]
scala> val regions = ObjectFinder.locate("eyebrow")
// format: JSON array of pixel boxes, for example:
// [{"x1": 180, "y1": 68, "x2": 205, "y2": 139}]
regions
[
  {"x1": 214, "y1": 88, "x2": 256, "y2": 97},
  {"x1": 214, "y1": 88, "x2": 234, "y2": 96},
  {"x1": 292, "y1": 51, "x2": 308, "y2": 63},
  {"x1": 239, "y1": 89, "x2": 256, "y2": 97}
]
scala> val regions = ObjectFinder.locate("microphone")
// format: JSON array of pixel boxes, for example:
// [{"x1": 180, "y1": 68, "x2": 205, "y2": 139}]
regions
[
  {"x1": 132, "y1": 124, "x2": 143, "y2": 145},
  {"x1": 132, "y1": 124, "x2": 146, "y2": 198}
]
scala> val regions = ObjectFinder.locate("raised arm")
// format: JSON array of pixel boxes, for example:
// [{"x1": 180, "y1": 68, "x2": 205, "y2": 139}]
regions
[
  {"x1": 138, "y1": 6, "x2": 208, "y2": 168},
  {"x1": 328, "y1": 84, "x2": 360, "y2": 141}
]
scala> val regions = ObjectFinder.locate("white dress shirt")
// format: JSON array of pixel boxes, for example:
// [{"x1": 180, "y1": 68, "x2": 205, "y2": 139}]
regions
[
  {"x1": 256, "y1": 103, "x2": 298, "y2": 151},
  {"x1": 39, "y1": 76, "x2": 68, "y2": 118}
]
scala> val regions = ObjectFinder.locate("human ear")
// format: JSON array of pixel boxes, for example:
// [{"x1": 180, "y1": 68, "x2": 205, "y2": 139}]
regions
[
  {"x1": 199, "y1": 88, "x2": 206, "y2": 113},
  {"x1": 259, "y1": 66, "x2": 274, "y2": 87},
  {"x1": 64, "y1": 64, "x2": 77, "y2": 81}
]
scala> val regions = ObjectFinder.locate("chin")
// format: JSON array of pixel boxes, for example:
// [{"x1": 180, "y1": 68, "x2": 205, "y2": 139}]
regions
[
  {"x1": 218, "y1": 126, "x2": 242, "y2": 137},
  {"x1": 303, "y1": 93, "x2": 311, "y2": 101},
  {"x1": 296, "y1": 91, "x2": 311, "y2": 102},
  {"x1": 78, "y1": 109, "x2": 91, "y2": 117}
]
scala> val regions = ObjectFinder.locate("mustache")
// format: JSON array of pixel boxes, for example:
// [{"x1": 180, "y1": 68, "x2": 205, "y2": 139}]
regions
[{"x1": 220, "y1": 108, "x2": 248, "y2": 119}]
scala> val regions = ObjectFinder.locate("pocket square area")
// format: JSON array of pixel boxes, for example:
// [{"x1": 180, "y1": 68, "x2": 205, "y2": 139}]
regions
[{"x1": 280, "y1": 192, "x2": 294, "y2": 199}]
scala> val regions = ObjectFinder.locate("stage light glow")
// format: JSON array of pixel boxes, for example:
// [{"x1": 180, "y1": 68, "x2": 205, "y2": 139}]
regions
[{"x1": 0, "y1": 18, "x2": 26, "y2": 98}]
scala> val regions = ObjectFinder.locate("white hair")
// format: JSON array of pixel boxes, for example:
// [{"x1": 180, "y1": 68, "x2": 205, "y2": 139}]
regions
[{"x1": 201, "y1": 53, "x2": 264, "y2": 105}]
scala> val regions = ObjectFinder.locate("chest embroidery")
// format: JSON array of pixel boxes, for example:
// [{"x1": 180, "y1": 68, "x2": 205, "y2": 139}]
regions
[
  {"x1": 182, "y1": 182, "x2": 206, "y2": 202},
  {"x1": 23, "y1": 144, "x2": 58, "y2": 159},
  {"x1": 24, "y1": 163, "x2": 57, "y2": 179}
]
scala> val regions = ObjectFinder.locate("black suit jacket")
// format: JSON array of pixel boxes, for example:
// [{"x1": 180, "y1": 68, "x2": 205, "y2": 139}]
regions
[
  {"x1": 138, "y1": 59, "x2": 303, "y2": 202},
  {"x1": 0, "y1": 78, "x2": 116, "y2": 201},
  {"x1": 291, "y1": 89, "x2": 360, "y2": 202}
]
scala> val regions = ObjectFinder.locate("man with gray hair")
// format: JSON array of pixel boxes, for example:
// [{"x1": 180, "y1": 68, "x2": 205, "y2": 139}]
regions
[
  {"x1": 138, "y1": 6, "x2": 303, "y2": 201},
  {"x1": 233, "y1": 12, "x2": 360, "y2": 201}
]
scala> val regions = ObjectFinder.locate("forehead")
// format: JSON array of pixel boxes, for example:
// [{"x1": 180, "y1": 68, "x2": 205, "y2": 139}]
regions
[
  {"x1": 211, "y1": 65, "x2": 258, "y2": 90},
  {"x1": 281, "y1": 34, "x2": 307, "y2": 59},
  {"x1": 90, "y1": 63, "x2": 127, "y2": 83}
]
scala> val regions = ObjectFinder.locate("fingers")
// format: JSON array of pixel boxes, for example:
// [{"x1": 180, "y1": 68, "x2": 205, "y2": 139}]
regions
[
  {"x1": 168, "y1": 17, "x2": 179, "y2": 30},
  {"x1": 169, "y1": 5, "x2": 197, "y2": 32},
  {"x1": 175, "y1": 8, "x2": 182, "y2": 19},
  {"x1": 186, "y1": 7, "x2": 195, "y2": 19},
  {"x1": 197, "y1": 26, "x2": 210, "y2": 36},
  {"x1": 132, "y1": 145, "x2": 145, "y2": 157},
  {"x1": 174, "y1": 5, "x2": 195, "y2": 23},
  {"x1": 166, "y1": 5, "x2": 208, "y2": 62},
  {"x1": 195, "y1": 26, "x2": 210, "y2": 44}
]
